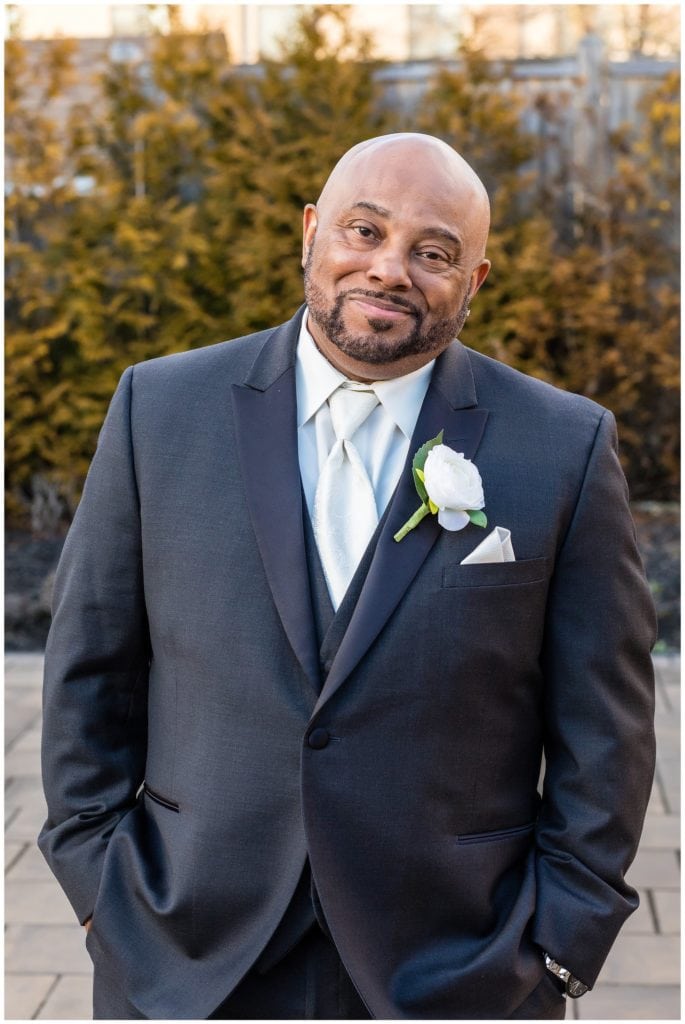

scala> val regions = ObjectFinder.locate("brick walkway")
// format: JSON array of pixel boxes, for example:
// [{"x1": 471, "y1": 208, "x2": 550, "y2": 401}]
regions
[{"x1": 5, "y1": 653, "x2": 680, "y2": 1019}]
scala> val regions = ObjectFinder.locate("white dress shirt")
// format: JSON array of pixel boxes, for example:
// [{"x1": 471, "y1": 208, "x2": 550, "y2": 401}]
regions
[{"x1": 296, "y1": 311, "x2": 435, "y2": 523}]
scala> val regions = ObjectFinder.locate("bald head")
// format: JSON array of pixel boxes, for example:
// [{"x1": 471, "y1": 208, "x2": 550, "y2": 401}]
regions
[
  {"x1": 317, "y1": 133, "x2": 491, "y2": 259},
  {"x1": 301, "y1": 132, "x2": 492, "y2": 382}
]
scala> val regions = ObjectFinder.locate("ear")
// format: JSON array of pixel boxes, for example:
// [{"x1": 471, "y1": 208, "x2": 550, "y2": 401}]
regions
[
  {"x1": 302, "y1": 204, "x2": 318, "y2": 269},
  {"x1": 468, "y1": 259, "x2": 491, "y2": 300}
]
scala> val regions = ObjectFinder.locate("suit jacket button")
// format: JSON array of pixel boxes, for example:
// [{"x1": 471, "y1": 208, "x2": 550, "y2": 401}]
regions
[{"x1": 308, "y1": 728, "x2": 330, "y2": 749}]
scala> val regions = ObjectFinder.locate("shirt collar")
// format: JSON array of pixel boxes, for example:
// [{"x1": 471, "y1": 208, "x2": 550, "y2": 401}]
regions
[
  {"x1": 296, "y1": 309, "x2": 435, "y2": 439},
  {"x1": 296, "y1": 314, "x2": 344, "y2": 428},
  {"x1": 372, "y1": 360, "x2": 435, "y2": 441}
]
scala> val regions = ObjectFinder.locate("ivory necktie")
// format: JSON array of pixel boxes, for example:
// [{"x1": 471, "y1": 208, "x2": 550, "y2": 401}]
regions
[{"x1": 313, "y1": 383, "x2": 380, "y2": 609}]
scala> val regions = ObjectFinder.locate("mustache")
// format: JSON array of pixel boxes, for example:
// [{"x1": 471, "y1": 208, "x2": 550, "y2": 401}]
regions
[{"x1": 342, "y1": 289, "x2": 421, "y2": 318}]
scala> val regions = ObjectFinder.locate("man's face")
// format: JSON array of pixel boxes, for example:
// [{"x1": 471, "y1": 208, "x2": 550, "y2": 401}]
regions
[{"x1": 301, "y1": 143, "x2": 490, "y2": 382}]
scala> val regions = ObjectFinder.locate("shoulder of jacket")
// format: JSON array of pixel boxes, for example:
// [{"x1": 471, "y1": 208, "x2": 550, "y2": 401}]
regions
[
  {"x1": 129, "y1": 326, "x2": 278, "y2": 383},
  {"x1": 464, "y1": 345, "x2": 608, "y2": 428}
]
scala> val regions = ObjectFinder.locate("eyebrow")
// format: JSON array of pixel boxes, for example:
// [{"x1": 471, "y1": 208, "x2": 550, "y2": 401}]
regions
[{"x1": 350, "y1": 201, "x2": 463, "y2": 251}]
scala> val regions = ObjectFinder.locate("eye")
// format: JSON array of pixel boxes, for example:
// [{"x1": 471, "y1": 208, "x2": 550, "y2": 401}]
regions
[
  {"x1": 417, "y1": 249, "x2": 449, "y2": 263},
  {"x1": 352, "y1": 225, "x2": 376, "y2": 239},
  {"x1": 415, "y1": 249, "x2": 456, "y2": 272}
]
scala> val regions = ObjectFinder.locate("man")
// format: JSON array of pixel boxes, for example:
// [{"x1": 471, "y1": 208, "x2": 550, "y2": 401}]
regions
[{"x1": 39, "y1": 133, "x2": 656, "y2": 1020}]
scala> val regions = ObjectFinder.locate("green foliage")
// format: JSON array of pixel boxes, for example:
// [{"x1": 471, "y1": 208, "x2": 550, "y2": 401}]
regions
[
  {"x1": 5, "y1": 36, "x2": 89, "y2": 523},
  {"x1": 4, "y1": 13, "x2": 680, "y2": 528}
]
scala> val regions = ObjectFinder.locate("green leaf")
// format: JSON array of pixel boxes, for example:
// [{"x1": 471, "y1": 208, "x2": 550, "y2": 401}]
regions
[
  {"x1": 412, "y1": 467, "x2": 427, "y2": 502},
  {"x1": 468, "y1": 509, "x2": 488, "y2": 528},
  {"x1": 411, "y1": 429, "x2": 444, "y2": 501}
]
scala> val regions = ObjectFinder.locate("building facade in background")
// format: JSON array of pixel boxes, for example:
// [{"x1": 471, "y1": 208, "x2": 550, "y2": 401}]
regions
[{"x1": 6, "y1": 3, "x2": 680, "y2": 62}]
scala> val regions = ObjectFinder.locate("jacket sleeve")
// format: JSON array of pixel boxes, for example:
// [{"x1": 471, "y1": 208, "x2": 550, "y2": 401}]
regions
[
  {"x1": 532, "y1": 409, "x2": 657, "y2": 987},
  {"x1": 38, "y1": 366, "x2": 149, "y2": 924}
]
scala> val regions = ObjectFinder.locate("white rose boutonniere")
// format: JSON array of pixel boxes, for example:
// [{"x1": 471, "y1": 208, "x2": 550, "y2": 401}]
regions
[{"x1": 394, "y1": 430, "x2": 487, "y2": 542}]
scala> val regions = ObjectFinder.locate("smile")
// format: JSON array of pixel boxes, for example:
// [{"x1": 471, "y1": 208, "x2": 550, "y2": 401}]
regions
[{"x1": 349, "y1": 296, "x2": 415, "y2": 321}]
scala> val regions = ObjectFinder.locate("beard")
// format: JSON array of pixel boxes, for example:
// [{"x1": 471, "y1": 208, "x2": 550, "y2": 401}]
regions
[{"x1": 303, "y1": 246, "x2": 470, "y2": 366}]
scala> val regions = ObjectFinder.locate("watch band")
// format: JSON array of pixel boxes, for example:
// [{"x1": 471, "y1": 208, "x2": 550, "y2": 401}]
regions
[{"x1": 543, "y1": 952, "x2": 589, "y2": 998}]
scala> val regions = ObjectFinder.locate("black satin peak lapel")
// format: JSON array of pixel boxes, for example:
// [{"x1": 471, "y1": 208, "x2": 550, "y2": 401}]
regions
[
  {"x1": 315, "y1": 342, "x2": 488, "y2": 712},
  {"x1": 231, "y1": 311, "x2": 320, "y2": 693}
]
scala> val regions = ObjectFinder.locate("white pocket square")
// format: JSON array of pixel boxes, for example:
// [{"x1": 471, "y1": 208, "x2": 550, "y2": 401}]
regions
[{"x1": 460, "y1": 526, "x2": 515, "y2": 565}]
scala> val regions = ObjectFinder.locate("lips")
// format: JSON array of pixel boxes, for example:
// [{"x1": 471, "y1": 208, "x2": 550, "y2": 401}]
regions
[{"x1": 349, "y1": 295, "x2": 416, "y2": 320}]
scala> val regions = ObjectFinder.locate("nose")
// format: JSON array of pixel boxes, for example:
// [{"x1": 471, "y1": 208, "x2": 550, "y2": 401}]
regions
[{"x1": 365, "y1": 244, "x2": 412, "y2": 291}]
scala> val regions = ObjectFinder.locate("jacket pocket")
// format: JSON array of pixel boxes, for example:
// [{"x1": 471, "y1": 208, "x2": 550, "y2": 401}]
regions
[
  {"x1": 442, "y1": 557, "x2": 548, "y2": 589},
  {"x1": 143, "y1": 782, "x2": 180, "y2": 812},
  {"x1": 456, "y1": 821, "x2": 535, "y2": 845}
]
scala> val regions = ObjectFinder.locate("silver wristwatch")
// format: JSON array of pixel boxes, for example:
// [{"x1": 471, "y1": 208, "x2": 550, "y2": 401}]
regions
[{"x1": 543, "y1": 953, "x2": 589, "y2": 998}]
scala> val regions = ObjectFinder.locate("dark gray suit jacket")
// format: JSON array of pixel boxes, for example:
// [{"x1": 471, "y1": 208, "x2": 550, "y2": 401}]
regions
[{"x1": 39, "y1": 306, "x2": 656, "y2": 1018}]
